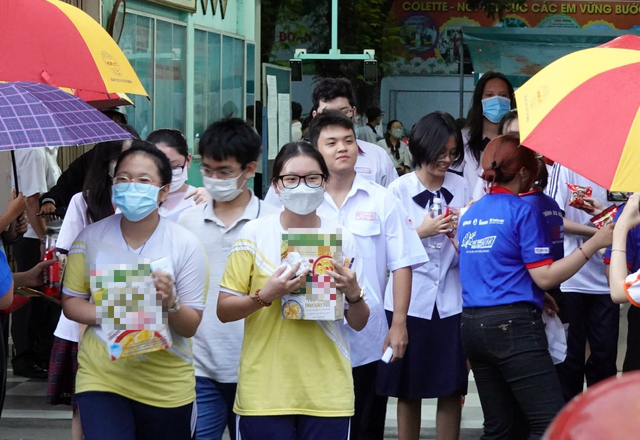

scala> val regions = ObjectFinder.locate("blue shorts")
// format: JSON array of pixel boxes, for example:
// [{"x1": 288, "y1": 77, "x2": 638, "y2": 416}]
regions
[{"x1": 236, "y1": 415, "x2": 350, "y2": 440}]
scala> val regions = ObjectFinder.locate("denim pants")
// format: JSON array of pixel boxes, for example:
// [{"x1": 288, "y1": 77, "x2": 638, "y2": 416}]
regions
[
  {"x1": 462, "y1": 303, "x2": 564, "y2": 440},
  {"x1": 195, "y1": 376, "x2": 237, "y2": 440}
]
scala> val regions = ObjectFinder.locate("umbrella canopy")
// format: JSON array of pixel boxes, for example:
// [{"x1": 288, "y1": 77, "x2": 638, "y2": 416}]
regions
[
  {"x1": 0, "y1": 81, "x2": 134, "y2": 150},
  {"x1": 0, "y1": 0, "x2": 147, "y2": 98},
  {"x1": 73, "y1": 89, "x2": 133, "y2": 110},
  {"x1": 515, "y1": 34, "x2": 640, "y2": 192}
]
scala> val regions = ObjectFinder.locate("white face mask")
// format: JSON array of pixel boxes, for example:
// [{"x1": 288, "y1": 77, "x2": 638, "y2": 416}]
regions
[
  {"x1": 279, "y1": 185, "x2": 325, "y2": 215},
  {"x1": 169, "y1": 166, "x2": 188, "y2": 193},
  {"x1": 391, "y1": 128, "x2": 403, "y2": 139},
  {"x1": 203, "y1": 174, "x2": 244, "y2": 202}
]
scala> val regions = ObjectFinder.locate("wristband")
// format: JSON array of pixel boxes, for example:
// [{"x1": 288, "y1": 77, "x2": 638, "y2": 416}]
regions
[
  {"x1": 251, "y1": 289, "x2": 272, "y2": 307},
  {"x1": 346, "y1": 289, "x2": 365, "y2": 305},
  {"x1": 578, "y1": 246, "x2": 589, "y2": 262}
]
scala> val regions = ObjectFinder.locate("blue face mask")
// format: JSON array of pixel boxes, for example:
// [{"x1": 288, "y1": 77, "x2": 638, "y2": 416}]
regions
[
  {"x1": 112, "y1": 183, "x2": 161, "y2": 222},
  {"x1": 482, "y1": 96, "x2": 511, "y2": 124}
]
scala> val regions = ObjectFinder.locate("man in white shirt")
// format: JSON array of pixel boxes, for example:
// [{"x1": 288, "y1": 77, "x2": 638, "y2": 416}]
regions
[
  {"x1": 178, "y1": 118, "x2": 279, "y2": 440},
  {"x1": 307, "y1": 111, "x2": 428, "y2": 440},
  {"x1": 11, "y1": 147, "x2": 61, "y2": 379},
  {"x1": 264, "y1": 79, "x2": 398, "y2": 207},
  {"x1": 546, "y1": 164, "x2": 619, "y2": 402}
]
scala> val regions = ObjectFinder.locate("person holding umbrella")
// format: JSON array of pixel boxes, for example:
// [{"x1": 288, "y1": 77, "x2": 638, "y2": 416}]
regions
[{"x1": 458, "y1": 134, "x2": 613, "y2": 438}]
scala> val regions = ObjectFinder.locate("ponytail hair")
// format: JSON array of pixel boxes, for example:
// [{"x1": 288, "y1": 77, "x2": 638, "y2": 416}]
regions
[{"x1": 481, "y1": 134, "x2": 538, "y2": 192}]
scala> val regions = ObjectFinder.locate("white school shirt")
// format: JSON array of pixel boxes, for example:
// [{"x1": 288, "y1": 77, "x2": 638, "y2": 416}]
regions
[
  {"x1": 12, "y1": 148, "x2": 61, "y2": 238},
  {"x1": 546, "y1": 164, "x2": 609, "y2": 294},
  {"x1": 159, "y1": 185, "x2": 198, "y2": 222},
  {"x1": 385, "y1": 172, "x2": 469, "y2": 319},
  {"x1": 177, "y1": 192, "x2": 279, "y2": 383},
  {"x1": 318, "y1": 175, "x2": 428, "y2": 366},
  {"x1": 376, "y1": 139, "x2": 413, "y2": 171},
  {"x1": 263, "y1": 140, "x2": 399, "y2": 207}
]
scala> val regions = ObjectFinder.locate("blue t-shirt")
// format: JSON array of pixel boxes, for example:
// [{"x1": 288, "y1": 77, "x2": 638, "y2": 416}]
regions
[
  {"x1": 0, "y1": 248, "x2": 13, "y2": 299},
  {"x1": 520, "y1": 190, "x2": 565, "y2": 262},
  {"x1": 458, "y1": 188, "x2": 553, "y2": 310},
  {"x1": 604, "y1": 204, "x2": 640, "y2": 271}
]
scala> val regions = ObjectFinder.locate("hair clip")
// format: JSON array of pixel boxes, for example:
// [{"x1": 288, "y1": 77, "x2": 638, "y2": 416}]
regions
[{"x1": 490, "y1": 161, "x2": 501, "y2": 170}]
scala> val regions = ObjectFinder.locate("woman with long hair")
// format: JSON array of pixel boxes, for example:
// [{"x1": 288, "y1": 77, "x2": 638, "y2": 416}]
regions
[
  {"x1": 458, "y1": 135, "x2": 612, "y2": 438},
  {"x1": 377, "y1": 119, "x2": 412, "y2": 175},
  {"x1": 453, "y1": 72, "x2": 514, "y2": 193}
]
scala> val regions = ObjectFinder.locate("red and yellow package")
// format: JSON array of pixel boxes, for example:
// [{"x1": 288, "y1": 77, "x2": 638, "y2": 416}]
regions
[
  {"x1": 590, "y1": 205, "x2": 618, "y2": 229},
  {"x1": 445, "y1": 206, "x2": 462, "y2": 238},
  {"x1": 567, "y1": 184, "x2": 593, "y2": 209}
]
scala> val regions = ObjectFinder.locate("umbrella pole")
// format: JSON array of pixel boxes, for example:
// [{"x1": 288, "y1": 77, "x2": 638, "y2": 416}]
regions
[{"x1": 11, "y1": 150, "x2": 19, "y2": 194}]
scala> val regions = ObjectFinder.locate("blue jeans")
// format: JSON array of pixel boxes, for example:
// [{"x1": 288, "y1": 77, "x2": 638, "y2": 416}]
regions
[
  {"x1": 75, "y1": 391, "x2": 195, "y2": 440},
  {"x1": 195, "y1": 376, "x2": 237, "y2": 440},
  {"x1": 462, "y1": 303, "x2": 564, "y2": 440}
]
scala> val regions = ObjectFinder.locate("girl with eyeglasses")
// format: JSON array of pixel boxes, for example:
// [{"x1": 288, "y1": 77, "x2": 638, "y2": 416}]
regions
[
  {"x1": 61, "y1": 142, "x2": 208, "y2": 440},
  {"x1": 377, "y1": 111, "x2": 469, "y2": 440},
  {"x1": 146, "y1": 129, "x2": 208, "y2": 221},
  {"x1": 217, "y1": 141, "x2": 370, "y2": 440}
]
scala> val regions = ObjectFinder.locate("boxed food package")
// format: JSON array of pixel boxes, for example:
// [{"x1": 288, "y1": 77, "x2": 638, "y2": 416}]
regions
[
  {"x1": 567, "y1": 184, "x2": 593, "y2": 209},
  {"x1": 280, "y1": 229, "x2": 345, "y2": 321},
  {"x1": 91, "y1": 256, "x2": 172, "y2": 361}
]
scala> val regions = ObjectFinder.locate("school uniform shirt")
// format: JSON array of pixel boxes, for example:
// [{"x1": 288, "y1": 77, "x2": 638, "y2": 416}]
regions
[
  {"x1": 219, "y1": 214, "x2": 365, "y2": 417},
  {"x1": 449, "y1": 129, "x2": 488, "y2": 197},
  {"x1": 159, "y1": 185, "x2": 198, "y2": 222},
  {"x1": 177, "y1": 193, "x2": 279, "y2": 384},
  {"x1": 291, "y1": 121, "x2": 302, "y2": 142},
  {"x1": 458, "y1": 187, "x2": 553, "y2": 310},
  {"x1": 385, "y1": 172, "x2": 469, "y2": 320},
  {"x1": 318, "y1": 175, "x2": 428, "y2": 366},
  {"x1": 376, "y1": 139, "x2": 412, "y2": 171},
  {"x1": 546, "y1": 164, "x2": 609, "y2": 294},
  {"x1": 357, "y1": 124, "x2": 378, "y2": 144},
  {"x1": 12, "y1": 147, "x2": 61, "y2": 238},
  {"x1": 62, "y1": 214, "x2": 209, "y2": 408}
]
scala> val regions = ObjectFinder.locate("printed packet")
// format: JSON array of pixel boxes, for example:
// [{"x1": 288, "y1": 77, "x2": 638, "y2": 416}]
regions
[
  {"x1": 567, "y1": 184, "x2": 593, "y2": 209},
  {"x1": 590, "y1": 205, "x2": 618, "y2": 229}
]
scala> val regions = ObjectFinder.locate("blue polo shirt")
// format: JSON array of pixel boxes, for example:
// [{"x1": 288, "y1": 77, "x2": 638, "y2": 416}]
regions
[
  {"x1": 458, "y1": 187, "x2": 553, "y2": 310},
  {"x1": 0, "y1": 248, "x2": 13, "y2": 300},
  {"x1": 604, "y1": 204, "x2": 640, "y2": 271},
  {"x1": 520, "y1": 189, "x2": 565, "y2": 262}
]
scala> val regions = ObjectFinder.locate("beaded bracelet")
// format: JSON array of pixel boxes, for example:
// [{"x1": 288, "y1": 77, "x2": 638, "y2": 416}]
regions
[
  {"x1": 578, "y1": 246, "x2": 589, "y2": 262},
  {"x1": 251, "y1": 289, "x2": 272, "y2": 307}
]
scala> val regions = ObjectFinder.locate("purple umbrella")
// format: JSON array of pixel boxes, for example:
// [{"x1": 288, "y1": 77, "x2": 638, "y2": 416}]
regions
[{"x1": 0, "y1": 81, "x2": 134, "y2": 191}]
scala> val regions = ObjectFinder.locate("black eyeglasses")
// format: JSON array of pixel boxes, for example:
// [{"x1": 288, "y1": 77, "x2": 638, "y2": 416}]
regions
[{"x1": 278, "y1": 174, "x2": 325, "y2": 189}]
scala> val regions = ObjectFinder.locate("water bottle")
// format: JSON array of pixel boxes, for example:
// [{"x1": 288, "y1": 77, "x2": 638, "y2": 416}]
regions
[
  {"x1": 430, "y1": 197, "x2": 443, "y2": 217},
  {"x1": 42, "y1": 228, "x2": 61, "y2": 298}
]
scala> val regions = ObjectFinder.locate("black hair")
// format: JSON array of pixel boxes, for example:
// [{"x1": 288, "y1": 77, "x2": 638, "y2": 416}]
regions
[
  {"x1": 114, "y1": 140, "x2": 172, "y2": 187},
  {"x1": 365, "y1": 107, "x2": 382, "y2": 122},
  {"x1": 465, "y1": 71, "x2": 515, "y2": 163},
  {"x1": 307, "y1": 110, "x2": 356, "y2": 148},
  {"x1": 121, "y1": 124, "x2": 141, "y2": 139},
  {"x1": 301, "y1": 114, "x2": 313, "y2": 136},
  {"x1": 271, "y1": 141, "x2": 330, "y2": 187},
  {"x1": 291, "y1": 101, "x2": 303, "y2": 121},
  {"x1": 384, "y1": 119, "x2": 402, "y2": 160},
  {"x1": 311, "y1": 78, "x2": 356, "y2": 109},
  {"x1": 409, "y1": 111, "x2": 464, "y2": 169},
  {"x1": 146, "y1": 129, "x2": 189, "y2": 158},
  {"x1": 533, "y1": 158, "x2": 548, "y2": 190},
  {"x1": 82, "y1": 140, "x2": 125, "y2": 223},
  {"x1": 499, "y1": 109, "x2": 518, "y2": 135},
  {"x1": 198, "y1": 118, "x2": 262, "y2": 168}
]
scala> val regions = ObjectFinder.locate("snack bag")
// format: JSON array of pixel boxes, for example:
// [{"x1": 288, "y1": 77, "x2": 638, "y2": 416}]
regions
[
  {"x1": 590, "y1": 205, "x2": 618, "y2": 229},
  {"x1": 567, "y1": 184, "x2": 593, "y2": 209},
  {"x1": 280, "y1": 228, "x2": 344, "y2": 321},
  {"x1": 444, "y1": 206, "x2": 462, "y2": 239}
]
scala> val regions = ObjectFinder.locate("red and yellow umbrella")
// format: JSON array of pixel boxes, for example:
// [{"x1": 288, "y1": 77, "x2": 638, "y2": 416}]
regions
[
  {"x1": 516, "y1": 35, "x2": 640, "y2": 192},
  {"x1": 0, "y1": 0, "x2": 147, "y2": 98}
]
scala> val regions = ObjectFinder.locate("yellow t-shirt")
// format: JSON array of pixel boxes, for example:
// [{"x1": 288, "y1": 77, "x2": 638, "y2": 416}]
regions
[
  {"x1": 220, "y1": 214, "x2": 362, "y2": 417},
  {"x1": 63, "y1": 215, "x2": 209, "y2": 408}
]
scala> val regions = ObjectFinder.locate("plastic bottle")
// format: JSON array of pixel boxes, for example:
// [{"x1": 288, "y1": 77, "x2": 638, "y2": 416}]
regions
[
  {"x1": 42, "y1": 228, "x2": 60, "y2": 298},
  {"x1": 431, "y1": 197, "x2": 443, "y2": 217}
]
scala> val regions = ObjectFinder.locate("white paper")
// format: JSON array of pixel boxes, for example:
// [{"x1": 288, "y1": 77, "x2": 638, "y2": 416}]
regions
[
  {"x1": 542, "y1": 312, "x2": 567, "y2": 365},
  {"x1": 266, "y1": 75, "x2": 279, "y2": 160},
  {"x1": 278, "y1": 93, "x2": 291, "y2": 149}
]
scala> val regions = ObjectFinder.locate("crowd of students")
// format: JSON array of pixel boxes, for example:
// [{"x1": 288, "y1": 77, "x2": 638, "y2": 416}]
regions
[{"x1": 0, "y1": 73, "x2": 637, "y2": 440}]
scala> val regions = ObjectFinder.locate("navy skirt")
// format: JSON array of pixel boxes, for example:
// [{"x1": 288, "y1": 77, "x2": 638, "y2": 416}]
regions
[{"x1": 376, "y1": 306, "x2": 468, "y2": 399}]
